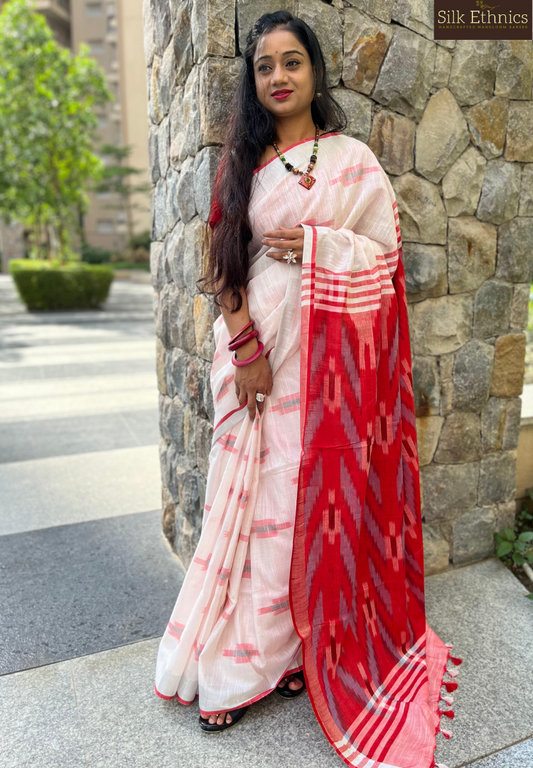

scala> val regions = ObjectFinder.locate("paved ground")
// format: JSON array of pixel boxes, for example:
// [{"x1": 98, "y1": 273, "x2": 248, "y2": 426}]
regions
[
  {"x1": 0, "y1": 273, "x2": 532, "y2": 768},
  {"x1": 0, "y1": 275, "x2": 185, "y2": 679}
]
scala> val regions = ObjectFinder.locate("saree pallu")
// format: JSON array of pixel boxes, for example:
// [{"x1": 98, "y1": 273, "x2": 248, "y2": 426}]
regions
[{"x1": 154, "y1": 132, "x2": 462, "y2": 768}]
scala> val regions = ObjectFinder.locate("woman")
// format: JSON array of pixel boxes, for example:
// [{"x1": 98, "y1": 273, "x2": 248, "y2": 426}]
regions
[{"x1": 154, "y1": 11, "x2": 462, "y2": 768}]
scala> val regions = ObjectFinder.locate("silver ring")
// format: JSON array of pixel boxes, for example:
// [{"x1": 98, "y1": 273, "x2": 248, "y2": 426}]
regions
[
  {"x1": 283, "y1": 249, "x2": 297, "y2": 264},
  {"x1": 255, "y1": 392, "x2": 265, "y2": 402}
]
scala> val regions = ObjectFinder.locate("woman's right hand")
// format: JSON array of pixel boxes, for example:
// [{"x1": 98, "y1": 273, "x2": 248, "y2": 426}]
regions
[{"x1": 234, "y1": 351, "x2": 273, "y2": 421}]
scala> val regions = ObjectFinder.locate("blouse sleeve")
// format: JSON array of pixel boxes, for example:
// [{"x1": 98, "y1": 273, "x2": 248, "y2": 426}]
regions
[{"x1": 208, "y1": 154, "x2": 227, "y2": 230}]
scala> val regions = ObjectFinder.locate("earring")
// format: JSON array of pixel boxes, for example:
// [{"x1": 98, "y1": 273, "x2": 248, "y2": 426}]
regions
[{"x1": 314, "y1": 91, "x2": 322, "y2": 100}]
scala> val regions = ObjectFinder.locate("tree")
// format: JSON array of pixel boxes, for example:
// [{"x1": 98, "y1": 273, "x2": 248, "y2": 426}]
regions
[
  {"x1": 90, "y1": 143, "x2": 151, "y2": 246},
  {"x1": 0, "y1": 0, "x2": 112, "y2": 261}
]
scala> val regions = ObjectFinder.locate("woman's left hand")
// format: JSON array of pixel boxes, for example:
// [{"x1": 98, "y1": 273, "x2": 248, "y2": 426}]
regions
[{"x1": 262, "y1": 226, "x2": 304, "y2": 262}]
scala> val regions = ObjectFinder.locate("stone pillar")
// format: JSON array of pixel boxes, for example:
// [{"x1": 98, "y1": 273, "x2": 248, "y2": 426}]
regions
[{"x1": 143, "y1": 0, "x2": 533, "y2": 574}]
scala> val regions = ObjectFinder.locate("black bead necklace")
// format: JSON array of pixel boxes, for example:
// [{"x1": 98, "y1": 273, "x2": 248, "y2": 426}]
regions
[{"x1": 272, "y1": 123, "x2": 320, "y2": 190}]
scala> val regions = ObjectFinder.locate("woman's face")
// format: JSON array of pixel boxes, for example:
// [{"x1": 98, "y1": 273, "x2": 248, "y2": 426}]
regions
[{"x1": 253, "y1": 28, "x2": 316, "y2": 118}]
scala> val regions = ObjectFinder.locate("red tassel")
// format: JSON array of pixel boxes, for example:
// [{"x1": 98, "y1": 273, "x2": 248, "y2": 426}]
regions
[
  {"x1": 445, "y1": 666, "x2": 458, "y2": 677},
  {"x1": 449, "y1": 655, "x2": 462, "y2": 666},
  {"x1": 444, "y1": 681, "x2": 458, "y2": 692},
  {"x1": 440, "y1": 728, "x2": 452, "y2": 739},
  {"x1": 439, "y1": 709, "x2": 455, "y2": 719}
]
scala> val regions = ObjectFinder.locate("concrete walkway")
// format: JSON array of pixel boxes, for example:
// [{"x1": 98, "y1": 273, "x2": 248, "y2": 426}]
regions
[
  {"x1": 0, "y1": 274, "x2": 184, "y2": 677},
  {"x1": 0, "y1": 273, "x2": 532, "y2": 768}
]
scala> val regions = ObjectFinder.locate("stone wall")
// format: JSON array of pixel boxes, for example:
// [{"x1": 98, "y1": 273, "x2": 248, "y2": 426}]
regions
[{"x1": 142, "y1": 0, "x2": 533, "y2": 574}]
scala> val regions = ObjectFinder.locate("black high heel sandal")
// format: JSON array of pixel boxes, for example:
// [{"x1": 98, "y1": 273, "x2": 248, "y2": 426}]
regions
[
  {"x1": 276, "y1": 670, "x2": 306, "y2": 699},
  {"x1": 199, "y1": 705, "x2": 249, "y2": 732}
]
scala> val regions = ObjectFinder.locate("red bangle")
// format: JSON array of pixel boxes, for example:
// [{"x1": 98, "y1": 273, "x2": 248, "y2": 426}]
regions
[
  {"x1": 229, "y1": 320, "x2": 254, "y2": 345},
  {"x1": 228, "y1": 329, "x2": 259, "y2": 351},
  {"x1": 232, "y1": 341, "x2": 264, "y2": 367}
]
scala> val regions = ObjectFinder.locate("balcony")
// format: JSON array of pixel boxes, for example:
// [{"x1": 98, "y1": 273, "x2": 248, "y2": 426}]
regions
[{"x1": 36, "y1": 0, "x2": 70, "y2": 27}]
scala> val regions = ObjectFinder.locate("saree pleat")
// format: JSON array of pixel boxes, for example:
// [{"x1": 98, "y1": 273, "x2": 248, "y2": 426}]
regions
[{"x1": 154, "y1": 133, "x2": 462, "y2": 767}]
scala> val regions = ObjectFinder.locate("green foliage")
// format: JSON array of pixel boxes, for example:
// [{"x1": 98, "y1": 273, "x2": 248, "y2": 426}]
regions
[
  {"x1": 128, "y1": 229, "x2": 151, "y2": 251},
  {"x1": 494, "y1": 487, "x2": 533, "y2": 600},
  {"x1": 92, "y1": 143, "x2": 149, "y2": 197},
  {"x1": 80, "y1": 240, "x2": 112, "y2": 264},
  {"x1": 9, "y1": 258, "x2": 114, "y2": 310},
  {"x1": 0, "y1": 0, "x2": 112, "y2": 261},
  {"x1": 90, "y1": 143, "x2": 151, "y2": 243},
  {"x1": 108, "y1": 261, "x2": 150, "y2": 271}
]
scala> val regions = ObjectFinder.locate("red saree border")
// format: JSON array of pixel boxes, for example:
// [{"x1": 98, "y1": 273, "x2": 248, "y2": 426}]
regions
[
  {"x1": 198, "y1": 662, "x2": 304, "y2": 717},
  {"x1": 155, "y1": 662, "x2": 306, "y2": 714}
]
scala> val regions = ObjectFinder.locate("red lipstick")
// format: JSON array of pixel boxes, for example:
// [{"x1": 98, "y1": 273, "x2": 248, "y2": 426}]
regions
[{"x1": 272, "y1": 90, "x2": 292, "y2": 100}]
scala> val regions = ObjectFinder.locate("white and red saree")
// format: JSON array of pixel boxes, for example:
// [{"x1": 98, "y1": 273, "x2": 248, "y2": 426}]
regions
[{"x1": 154, "y1": 132, "x2": 462, "y2": 768}]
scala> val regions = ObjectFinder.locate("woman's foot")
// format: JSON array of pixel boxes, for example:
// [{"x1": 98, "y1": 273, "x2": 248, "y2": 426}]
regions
[
  {"x1": 207, "y1": 711, "x2": 234, "y2": 725},
  {"x1": 199, "y1": 705, "x2": 249, "y2": 732},
  {"x1": 277, "y1": 672, "x2": 304, "y2": 692}
]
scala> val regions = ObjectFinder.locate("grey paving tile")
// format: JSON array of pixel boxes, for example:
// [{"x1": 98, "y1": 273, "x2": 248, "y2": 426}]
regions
[
  {"x1": 0, "y1": 339, "x2": 156, "y2": 368},
  {"x1": 0, "y1": 357, "x2": 155, "y2": 383},
  {"x1": 0, "y1": 310, "x2": 155, "y2": 324},
  {"x1": 1, "y1": 557, "x2": 529, "y2": 767},
  {"x1": 0, "y1": 372, "x2": 158, "y2": 422},
  {"x1": 72, "y1": 638, "x2": 341, "y2": 768},
  {"x1": 464, "y1": 738, "x2": 533, "y2": 768},
  {"x1": 0, "y1": 445, "x2": 161, "y2": 535},
  {"x1": 0, "y1": 660, "x2": 84, "y2": 768},
  {"x1": 0, "y1": 369, "x2": 156, "y2": 402},
  {"x1": 0, "y1": 409, "x2": 159, "y2": 463},
  {"x1": 0, "y1": 275, "x2": 26, "y2": 318},
  {"x1": 0, "y1": 326, "x2": 139, "y2": 348},
  {"x1": 0, "y1": 511, "x2": 184, "y2": 675},
  {"x1": 0, "y1": 322, "x2": 156, "y2": 350},
  {"x1": 68, "y1": 560, "x2": 532, "y2": 768},
  {"x1": 424, "y1": 557, "x2": 533, "y2": 768},
  {"x1": 120, "y1": 409, "x2": 161, "y2": 445}
]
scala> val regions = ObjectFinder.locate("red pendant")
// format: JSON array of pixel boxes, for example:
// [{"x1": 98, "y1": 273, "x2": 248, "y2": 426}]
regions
[{"x1": 299, "y1": 173, "x2": 316, "y2": 190}]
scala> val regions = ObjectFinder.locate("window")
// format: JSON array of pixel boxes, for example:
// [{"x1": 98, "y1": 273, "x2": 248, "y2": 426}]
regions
[
  {"x1": 97, "y1": 220, "x2": 114, "y2": 234},
  {"x1": 88, "y1": 39, "x2": 104, "y2": 54},
  {"x1": 86, "y1": 2, "x2": 103, "y2": 16}
]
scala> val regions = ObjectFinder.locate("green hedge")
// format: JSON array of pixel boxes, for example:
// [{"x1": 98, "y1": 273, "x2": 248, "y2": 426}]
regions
[
  {"x1": 80, "y1": 241, "x2": 112, "y2": 264},
  {"x1": 111, "y1": 261, "x2": 150, "y2": 271},
  {"x1": 9, "y1": 260, "x2": 115, "y2": 311}
]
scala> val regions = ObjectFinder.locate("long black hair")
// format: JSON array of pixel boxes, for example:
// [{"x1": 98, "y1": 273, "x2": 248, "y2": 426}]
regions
[{"x1": 197, "y1": 10, "x2": 347, "y2": 313}]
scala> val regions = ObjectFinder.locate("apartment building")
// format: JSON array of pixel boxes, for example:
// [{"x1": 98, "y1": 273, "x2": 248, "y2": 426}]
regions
[
  {"x1": 0, "y1": 0, "x2": 149, "y2": 267},
  {"x1": 71, "y1": 0, "x2": 150, "y2": 252},
  {"x1": 36, "y1": 0, "x2": 71, "y2": 46}
]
